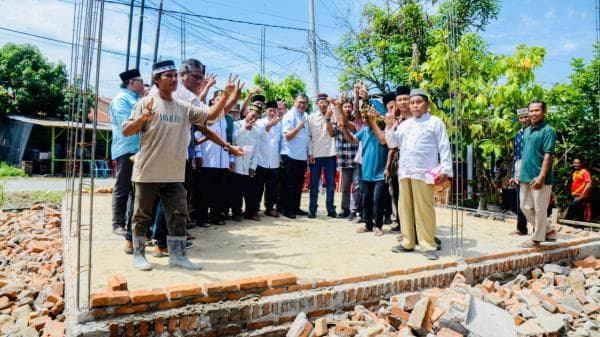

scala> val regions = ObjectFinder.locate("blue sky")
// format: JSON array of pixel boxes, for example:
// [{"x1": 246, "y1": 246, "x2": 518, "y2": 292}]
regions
[{"x1": 0, "y1": 0, "x2": 597, "y2": 99}]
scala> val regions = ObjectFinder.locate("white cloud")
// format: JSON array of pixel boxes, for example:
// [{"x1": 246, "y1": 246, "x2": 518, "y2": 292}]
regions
[
  {"x1": 560, "y1": 38, "x2": 578, "y2": 52},
  {"x1": 519, "y1": 14, "x2": 536, "y2": 29},
  {"x1": 543, "y1": 8, "x2": 556, "y2": 19}
]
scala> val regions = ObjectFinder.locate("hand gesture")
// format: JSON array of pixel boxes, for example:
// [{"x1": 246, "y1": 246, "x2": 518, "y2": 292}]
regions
[
  {"x1": 205, "y1": 73, "x2": 217, "y2": 87},
  {"x1": 268, "y1": 116, "x2": 280, "y2": 127},
  {"x1": 229, "y1": 145, "x2": 244, "y2": 157},
  {"x1": 385, "y1": 112, "x2": 395, "y2": 129},
  {"x1": 325, "y1": 104, "x2": 334, "y2": 119},
  {"x1": 509, "y1": 177, "x2": 519, "y2": 187},
  {"x1": 434, "y1": 173, "x2": 448, "y2": 185},
  {"x1": 353, "y1": 81, "x2": 361, "y2": 95},
  {"x1": 223, "y1": 73, "x2": 238, "y2": 97},
  {"x1": 234, "y1": 80, "x2": 246, "y2": 100},
  {"x1": 359, "y1": 82, "x2": 369, "y2": 100},
  {"x1": 245, "y1": 119, "x2": 256, "y2": 130},
  {"x1": 249, "y1": 87, "x2": 264, "y2": 96},
  {"x1": 142, "y1": 98, "x2": 154, "y2": 121},
  {"x1": 367, "y1": 105, "x2": 378, "y2": 121}
]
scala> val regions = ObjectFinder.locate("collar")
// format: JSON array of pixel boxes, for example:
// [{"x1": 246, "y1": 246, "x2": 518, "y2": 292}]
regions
[{"x1": 121, "y1": 88, "x2": 139, "y2": 99}]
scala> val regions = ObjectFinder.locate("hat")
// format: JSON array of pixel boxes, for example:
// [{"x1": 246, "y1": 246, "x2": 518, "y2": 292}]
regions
[
  {"x1": 152, "y1": 60, "x2": 176, "y2": 76},
  {"x1": 395, "y1": 85, "x2": 410, "y2": 96},
  {"x1": 383, "y1": 92, "x2": 396, "y2": 106},
  {"x1": 248, "y1": 105, "x2": 262, "y2": 114},
  {"x1": 265, "y1": 101, "x2": 278, "y2": 109},
  {"x1": 214, "y1": 89, "x2": 225, "y2": 97},
  {"x1": 409, "y1": 88, "x2": 429, "y2": 102},
  {"x1": 230, "y1": 103, "x2": 241, "y2": 113},
  {"x1": 316, "y1": 93, "x2": 328, "y2": 101},
  {"x1": 251, "y1": 95, "x2": 266, "y2": 103},
  {"x1": 119, "y1": 69, "x2": 141, "y2": 82},
  {"x1": 517, "y1": 108, "x2": 529, "y2": 116}
]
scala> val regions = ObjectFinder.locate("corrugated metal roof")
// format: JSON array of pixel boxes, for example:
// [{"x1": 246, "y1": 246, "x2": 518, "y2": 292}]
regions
[{"x1": 7, "y1": 115, "x2": 112, "y2": 131}]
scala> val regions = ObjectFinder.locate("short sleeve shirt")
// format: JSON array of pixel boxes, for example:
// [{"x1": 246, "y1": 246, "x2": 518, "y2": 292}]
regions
[
  {"x1": 571, "y1": 168, "x2": 592, "y2": 196},
  {"x1": 519, "y1": 121, "x2": 557, "y2": 185},
  {"x1": 355, "y1": 127, "x2": 387, "y2": 181},
  {"x1": 129, "y1": 94, "x2": 208, "y2": 183}
]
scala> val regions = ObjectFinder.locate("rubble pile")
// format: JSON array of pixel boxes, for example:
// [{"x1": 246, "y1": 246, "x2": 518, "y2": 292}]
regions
[
  {"x1": 0, "y1": 205, "x2": 65, "y2": 337},
  {"x1": 287, "y1": 257, "x2": 600, "y2": 337}
]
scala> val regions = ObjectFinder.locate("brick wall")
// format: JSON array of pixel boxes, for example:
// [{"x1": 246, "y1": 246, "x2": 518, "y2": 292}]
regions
[{"x1": 71, "y1": 237, "x2": 599, "y2": 336}]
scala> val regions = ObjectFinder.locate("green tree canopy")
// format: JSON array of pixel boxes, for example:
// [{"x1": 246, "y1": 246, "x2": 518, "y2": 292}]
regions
[
  {"x1": 248, "y1": 74, "x2": 307, "y2": 109},
  {"x1": 0, "y1": 43, "x2": 67, "y2": 118}
]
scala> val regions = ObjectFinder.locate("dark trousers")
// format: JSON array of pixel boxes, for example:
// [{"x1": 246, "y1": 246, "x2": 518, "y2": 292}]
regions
[
  {"x1": 362, "y1": 180, "x2": 385, "y2": 230},
  {"x1": 309, "y1": 156, "x2": 337, "y2": 214},
  {"x1": 132, "y1": 182, "x2": 188, "y2": 237},
  {"x1": 566, "y1": 196, "x2": 591, "y2": 222},
  {"x1": 513, "y1": 186, "x2": 528, "y2": 234},
  {"x1": 256, "y1": 166, "x2": 279, "y2": 212},
  {"x1": 280, "y1": 155, "x2": 307, "y2": 215},
  {"x1": 112, "y1": 154, "x2": 134, "y2": 229},
  {"x1": 231, "y1": 173, "x2": 258, "y2": 216},
  {"x1": 151, "y1": 200, "x2": 167, "y2": 248},
  {"x1": 188, "y1": 166, "x2": 203, "y2": 223},
  {"x1": 388, "y1": 175, "x2": 399, "y2": 223},
  {"x1": 199, "y1": 167, "x2": 228, "y2": 222}
]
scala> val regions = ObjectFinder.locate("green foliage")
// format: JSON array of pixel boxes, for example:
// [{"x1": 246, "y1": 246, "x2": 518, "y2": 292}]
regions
[
  {"x1": 415, "y1": 29, "x2": 545, "y2": 208},
  {"x1": 546, "y1": 43, "x2": 600, "y2": 208},
  {"x1": 0, "y1": 162, "x2": 26, "y2": 177},
  {"x1": 435, "y1": 0, "x2": 500, "y2": 35},
  {"x1": 60, "y1": 81, "x2": 96, "y2": 121},
  {"x1": 0, "y1": 43, "x2": 67, "y2": 118},
  {"x1": 30, "y1": 190, "x2": 65, "y2": 204},
  {"x1": 248, "y1": 74, "x2": 307, "y2": 109}
]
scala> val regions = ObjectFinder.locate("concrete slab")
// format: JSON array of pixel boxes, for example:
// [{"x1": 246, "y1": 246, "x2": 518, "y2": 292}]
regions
[{"x1": 76, "y1": 193, "x2": 584, "y2": 292}]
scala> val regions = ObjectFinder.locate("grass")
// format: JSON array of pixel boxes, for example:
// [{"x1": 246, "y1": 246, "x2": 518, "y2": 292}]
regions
[
  {"x1": 0, "y1": 162, "x2": 26, "y2": 177},
  {"x1": 1, "y1": 190, "x2": 64, "y2": 209}
]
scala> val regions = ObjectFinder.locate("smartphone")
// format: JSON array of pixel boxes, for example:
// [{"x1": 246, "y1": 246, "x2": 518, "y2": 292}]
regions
[{"x1": 369, "y1": 99, "x2": 386, "y2": 116}]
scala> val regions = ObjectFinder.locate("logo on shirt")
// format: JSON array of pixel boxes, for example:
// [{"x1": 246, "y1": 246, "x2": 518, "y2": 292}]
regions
[{"x1": 158, "y1": 113, "x2": 183, "y2": 124}]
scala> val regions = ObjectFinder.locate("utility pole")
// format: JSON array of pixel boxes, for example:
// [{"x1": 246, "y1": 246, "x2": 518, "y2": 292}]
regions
[
  {"x1": 308, "y1": 0, "x2": 319, "y2": 100},
  {"x1": 125, "y1": 0, "x2": 134, "y2": 70},
  {"x1": 135, "y1": 0, "x2": 145, "y2": 69},
  {"x1": 152, "y1": 0, "x2": 163, "y2": 63},
  {"x1": 260, "y1": 26, "x2": 265, "y2": 86}
]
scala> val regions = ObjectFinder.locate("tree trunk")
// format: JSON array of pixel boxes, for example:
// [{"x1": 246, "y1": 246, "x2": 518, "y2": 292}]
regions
[{"x1": 475, "y1": 151, "x2": 488, "y2": 211}]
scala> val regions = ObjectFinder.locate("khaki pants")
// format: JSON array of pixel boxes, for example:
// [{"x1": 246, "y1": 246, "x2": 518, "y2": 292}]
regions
[
  {"x1": 519, "y1": 183, "x2": 552, "y2": 242},
  {"x1": 399, "y1": 178, "x2": 436, "y2": 252}
]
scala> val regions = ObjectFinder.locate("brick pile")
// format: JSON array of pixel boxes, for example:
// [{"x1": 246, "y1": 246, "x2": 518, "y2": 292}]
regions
[
  {"x1": 0, "y1": 205, "x2": 65, "y2": 337},
  {"x1": 286, "y1": 256, "x2": 600, "y2": 337}
]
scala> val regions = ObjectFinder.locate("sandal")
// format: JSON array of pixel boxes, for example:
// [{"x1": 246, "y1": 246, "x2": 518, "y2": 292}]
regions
[
  {"x1": 545, "y1": 229, "x2": 558, "y2": 242},
  {"x1": 519, "y1": 239, "x2": 541, "y2": 248},
  {"x1": 374, "y1": 227, "x2": 384, "y2": 236}
]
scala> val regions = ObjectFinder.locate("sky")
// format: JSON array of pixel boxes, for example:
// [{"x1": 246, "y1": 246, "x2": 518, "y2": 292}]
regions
[{"x1": 0, "y1": 0, "x2": 597, "y2": 100}]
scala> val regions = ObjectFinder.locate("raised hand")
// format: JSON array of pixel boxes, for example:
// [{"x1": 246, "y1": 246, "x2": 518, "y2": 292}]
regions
[
  {"x1": 353, "y1": 81, "x2": 361, "y2": 95},
  {"x1": 385, "y1": 112, "x2": 395, "y2": 128},
  {"x1": 234, "y1": 80, "x2": 246, "y2": 100},
  {"x1": 142, "y1": 97, "x2": 154, "y2": 121},
  {"x1": 205, "y1": 73, "x2": 217, "y2": 87},
  {"x1": 359, "y1": 82, "x2": 369, "y2": 100},
  {"x1": 223, "y1": 73, "x2": 238, "y2": 96},
  {"x1": 268, "y1": 116, "x2": 280, "y2": 127},
  {"x1": 367, "y1": 105, "x2": 379, "y2": 121},
  {"x1": 250, "y1": 87, "x2": 264, "y2": 96}
]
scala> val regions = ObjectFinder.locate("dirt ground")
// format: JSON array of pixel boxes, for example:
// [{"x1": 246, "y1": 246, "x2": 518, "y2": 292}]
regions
[{"x1": 83, "y1": 193, "x2": 577, "y2": 292}]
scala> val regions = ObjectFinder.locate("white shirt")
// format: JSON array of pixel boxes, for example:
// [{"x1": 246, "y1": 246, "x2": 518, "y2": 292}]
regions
[
  {"x1": 307, "y1": 112, "x2": 337, "y2": 158},
  {"x1": 232, "y1": 120, "x2": 260, "y2": 175},
  {"x1": 196, "y1": 118, "x2": 233, "y2": 168},
  {"x1": 385, "y1": 112, "x2": 453, "y2": 183},
  {"x1": 255, "y1": 117, "x2": 282, "y2": 169}
]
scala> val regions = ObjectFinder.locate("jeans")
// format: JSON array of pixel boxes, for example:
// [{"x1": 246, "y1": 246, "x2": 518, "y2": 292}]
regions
[
  {"x1": 280, "y1": 155, "x2": 307, "y2": 215},
  {"x1": 515, "y1": 185, "x2": 528, "y2": 234},
  {"x1": 340, "y1": 166, "x2": 361, "y2": 213},
  {"x1": 309, "y1": 156, "x2": 337, "y2": 214},
  {"x1": 362, "y1": 180, "x2": 384, "y2": 229},
  {"x1": 151, "y1": 200, "x2": 168, "y2": 248},
  {"x1": 256, "y1": 166, "x2": 279, "y2": 212},
  {"x1": 111, "y1": 154, "x2": 134, "y2": 229},
  {"x1": 132, "y1": 182, "x2": 188, "y2": 237}
]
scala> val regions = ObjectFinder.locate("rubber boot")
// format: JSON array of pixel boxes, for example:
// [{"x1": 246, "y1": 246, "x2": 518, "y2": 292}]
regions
[
  {"x1": 132, "y1": 235, "x2": 152, "y2": 271},
  {"x1": 167, "y1": 236, "x2": 202, "y2": 270}
]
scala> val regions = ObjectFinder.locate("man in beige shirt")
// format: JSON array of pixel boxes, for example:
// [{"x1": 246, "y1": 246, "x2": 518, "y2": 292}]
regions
[
  {"x1": 123, "y1": 60, "x2": 237, "y2": 271},
  {"x1": 307, "y1": 93, "x2": 338, "y2": 218}
]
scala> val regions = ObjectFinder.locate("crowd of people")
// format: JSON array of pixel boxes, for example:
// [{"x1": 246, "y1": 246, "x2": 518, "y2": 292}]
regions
[{"x1": 109, "y1": 57, "x2": 585, "y2": 272}]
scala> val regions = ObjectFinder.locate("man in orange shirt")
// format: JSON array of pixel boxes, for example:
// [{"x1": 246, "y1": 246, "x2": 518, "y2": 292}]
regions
[{"x1": 566, "y1": 158, "x2": 593, "y2": 221}]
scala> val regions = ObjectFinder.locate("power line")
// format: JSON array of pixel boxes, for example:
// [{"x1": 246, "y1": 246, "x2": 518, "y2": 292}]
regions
[{"x1": 103, "y1": 0, "x2": 309, "y2": 31}]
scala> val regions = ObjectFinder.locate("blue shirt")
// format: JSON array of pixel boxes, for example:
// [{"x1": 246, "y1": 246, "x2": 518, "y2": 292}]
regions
[
  {"x1": 356, "y1": 127, "x2": 387, "y2": 181},
  {"x1": 110, "y1": 88, "x2": 140, "y2": 159},
  {"x1": 280, "y1": 108, "x2": 309, "y2": 161}
]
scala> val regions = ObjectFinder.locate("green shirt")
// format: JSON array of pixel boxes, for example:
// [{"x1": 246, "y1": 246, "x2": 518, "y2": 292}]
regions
[{"x1": 519, "y1": 121, "x2": 556, "y2": 185}]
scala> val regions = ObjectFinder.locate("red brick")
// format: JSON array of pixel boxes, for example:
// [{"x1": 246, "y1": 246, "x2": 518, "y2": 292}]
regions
[
  {"x1": 238, "y1": 277, "x2": 268, "y2": 290},
  {"x1": 315, "y1": 280, "x2": 339, "y2": 288},
  {"x1": 155, "y1": 300, "x2": 185, "y2": 310},
  {"x1": 574, "y1": 256, "x2": 596, "y2": 269},
  {"x1": 390, "y1": 307, "x2": 410, "y2": 321},
  {"x1": 168, "y1": 317, "x2": 177, "y2": 334},
  {"x1": 278, "y1": 316, "x2": 296, "y2": 324},
  {"x1": 125, "y1": 322, "x2": 134, "y2": 337},
  {"x1": 227, "y1": 292, "x2": 245, "y2": 300},
  {"x1": 115, "y1": 274, "x2": 128, "y2": 290},
  {"x1": 191, "y1": 296, "x2": 224, "y2": 304},
  {"x1": 30, "y1": 315, "x2": 50, "y2": 331},
  {"x1": 180, "y1": 315, "x2": 188, "y2": 331},
  {"x1": 308, "y1": 309, "x2": 335, "y2": 318},
  {"x1": 89, "y1": 309, "x2": 106, "y2": 320},
  {"x1": 341, "y1": 276, "x2": 363, "y2": 284},
  {"x1": 288, "y1": 283, "x2": 313, "y2": 292},
  {"x1": 90, "y1": 291, "x2": 130, "y2": 307},
  {"x1": 165, "y1": 284, "x2": 202, "y2": 300},
  {"x1": 261, "y1": 288, "x2": 287, "y2": 297},
  {"x1": 107, "y1": 276, "x2": 121, "y2": 292},
  {"x1": 130, "y1": 289, "x2": 167, "y2": 304},
  {"x1": 266, "y1": 273, "x2": 297, "y2": 287},
  {"x1": 41, "y1": 320, "x2": 65, "y2": 337},
  {"x1": 139, "y1": 321, "x2": 149, "y2": 337},
  {"x1": 203, "y1": 281, "x2": 239, "y2": 295},
  {"x1": 188, "y1": 314, "x2": 198, "y2": 330},
  {"x1": 247, "y1": 320, "x2": 274, "y2": 330},
  {"x1": 335, "y1": 323, "x2": 357, "y2": 336},
  {"x1": 387, "y1": 269, "x2": 406, "y2": 277},
  {"x1": 46, "y1": 293, "x2": 62, "y2": 304},
  {"x1": 437, "y1": 327, "x2": 464, "y2": 337},
  {"x1": 114, "y1": 304, "x2": 149, "y2": 316},
  {"x1": 109, "y1": 324, "x2": 119, "y2": 337}
]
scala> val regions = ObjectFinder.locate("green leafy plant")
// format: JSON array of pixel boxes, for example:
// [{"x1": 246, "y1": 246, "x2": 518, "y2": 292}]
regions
[{"x1": 0, "y1": 162, "x2": 26, "y2": 177}]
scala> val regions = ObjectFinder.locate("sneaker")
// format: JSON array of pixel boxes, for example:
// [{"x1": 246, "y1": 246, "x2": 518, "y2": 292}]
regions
[
  {"x1": 338, "y1": 210, "x2": 350, "y2": 218},
  {"x1": 327, "y1": 212, "x2": 337, "y2": 218},
  {"x1": 373, "y1": 227, "x2": 384, "y2": 236},
  {"x1": 124, "y1": 240, "x2": 133, "y2": 254},
  {"x1": 424, "y1": 251, "x2": 439, "y2": 260},
  {"x1": 308, "y1": 212, "x2": 316, "y2": 219},
  {"x1": 112, "y1": 226, "x2": 127, "y2": 236}
]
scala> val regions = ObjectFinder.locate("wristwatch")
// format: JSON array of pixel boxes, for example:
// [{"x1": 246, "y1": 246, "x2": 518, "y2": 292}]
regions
[{"x1": 223, "y1": 143, "x2": 231, "y2": 152}]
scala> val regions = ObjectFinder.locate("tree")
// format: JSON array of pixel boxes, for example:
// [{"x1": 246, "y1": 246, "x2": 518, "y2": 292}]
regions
[
  {"x1": 413, "y1": 29, "x2": 546, "y2": 209},
  {"x1": 546, "y1": 43, "x2": 600, "y2": 212},
  {"x1": 434, "y1": 0, "x2": 500, "y2": 36},
  {"x1": 248, "y1": 74, "x2": 307, "y2": 108},
  {"x1": 0, "y1": 43, "x2": 67, "y2": 118}
]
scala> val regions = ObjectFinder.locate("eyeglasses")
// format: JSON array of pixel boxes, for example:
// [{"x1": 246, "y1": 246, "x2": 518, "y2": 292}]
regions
[
  {"x1": 187, "y1": 72, "x2": 204, "y2": 80},
  {"x1": 131, "y1": 78, "x2": 144, "y2": 84}
]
